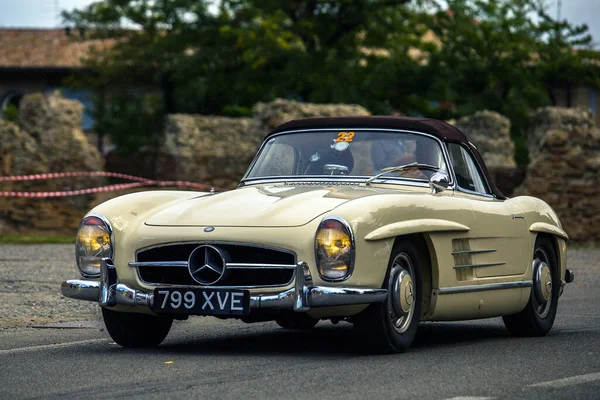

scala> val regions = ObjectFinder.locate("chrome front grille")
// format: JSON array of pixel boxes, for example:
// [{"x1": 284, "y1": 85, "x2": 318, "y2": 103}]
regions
[{"x1": 133, "y1": 242, "x2": 296, "y2": 287}]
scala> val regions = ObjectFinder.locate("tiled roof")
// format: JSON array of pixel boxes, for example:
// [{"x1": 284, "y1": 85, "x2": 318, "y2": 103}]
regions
[{"x1": 0, "y1": 28, "x2": 114, "y2": 68}]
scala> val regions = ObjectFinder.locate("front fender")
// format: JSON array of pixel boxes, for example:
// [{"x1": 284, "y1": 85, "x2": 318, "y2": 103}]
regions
[
  {"x1": 88, "y1": 190, "x2": 208, "y2": 231},
  {"x1": 511, "y1": 196, "x2": 568, "y2": 241},
  {"x1": 80, "y1": 190, "x2": 210, "y2": 291}
]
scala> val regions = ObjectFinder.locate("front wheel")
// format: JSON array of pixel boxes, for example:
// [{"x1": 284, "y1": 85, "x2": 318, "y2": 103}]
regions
[
  {"x1": 503, "y1": 236, "x2": 559, "y2": 336},
  {"x1": 354, "y1": 240, "x2": 422, "y2": 353},
  {"x1": 102, "y1": 308, "x2": 173, "y2": 348}
]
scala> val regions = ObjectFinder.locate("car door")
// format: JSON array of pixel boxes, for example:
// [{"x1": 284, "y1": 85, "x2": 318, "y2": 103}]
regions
[{"x1": 447, "y1": 143, "x2": 529, "y2": 279}]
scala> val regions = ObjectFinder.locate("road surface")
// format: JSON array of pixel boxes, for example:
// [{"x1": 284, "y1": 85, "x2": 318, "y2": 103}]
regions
[{"x1": 0, "y1": 245, "x2": 598, "y2": 399}]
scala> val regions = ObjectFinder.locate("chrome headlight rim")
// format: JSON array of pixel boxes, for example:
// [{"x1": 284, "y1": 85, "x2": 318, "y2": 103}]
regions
[
  {"x1": 75, "y1": 213, "x2": 114, "y2": 278},
  {"x1": 314, "y1": 216, "x2": 355, "y2": 282}
]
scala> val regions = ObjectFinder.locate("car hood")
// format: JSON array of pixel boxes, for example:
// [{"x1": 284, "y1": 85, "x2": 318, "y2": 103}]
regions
[{"x1": 144, "y1": 184, "x2": 382, "y2": 227}]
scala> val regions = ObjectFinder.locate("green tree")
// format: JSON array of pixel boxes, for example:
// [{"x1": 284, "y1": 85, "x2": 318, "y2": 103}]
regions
[
  {"x1": 63, "y1": 0, "x2": 218, "y2": 151},
  {"x1": 63, "y1": 0, "x2": 216, "y2": 113},
  {"x1": 412, "y1": 0, "x2": 600, "y2": 132},
  {"x1": 1, "y1": 104, "x2": 19, "y2": 123},
  {"x1": 63, "y1": 0, "x2": 599, "y2": 162},
  {"x1": 63, "y1": 0, "x2": 415, "y2": 115}
]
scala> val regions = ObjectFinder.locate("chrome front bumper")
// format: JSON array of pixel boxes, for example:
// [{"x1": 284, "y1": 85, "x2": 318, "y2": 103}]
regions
[{"x1": 61, "y1": 259, "x2": 388, "y2": 312}]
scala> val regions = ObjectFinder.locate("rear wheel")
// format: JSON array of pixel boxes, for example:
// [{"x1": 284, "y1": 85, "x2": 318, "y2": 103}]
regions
[
  {"x1": 102, "y1": 308, "x2": 173, "y2": 348},
  {"x1": 354, "y1": 240, "x2": 422, "y2": 353},
  {"x1": 503, "y1": 236, "x2": 559, "y2": 336}
]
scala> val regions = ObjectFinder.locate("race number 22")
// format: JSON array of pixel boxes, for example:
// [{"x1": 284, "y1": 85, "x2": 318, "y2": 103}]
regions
[{"x1": 335, "y1": 131, "x2": 355, "y2": 142}]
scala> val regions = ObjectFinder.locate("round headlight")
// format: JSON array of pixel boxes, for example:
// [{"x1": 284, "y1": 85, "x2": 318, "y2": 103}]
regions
[
  {"x1": 315, "y1": 217, "x2": 354, "y2": 281},
  {"x1": 75, "y1": 215, "x2": 113, "y2": 278}
]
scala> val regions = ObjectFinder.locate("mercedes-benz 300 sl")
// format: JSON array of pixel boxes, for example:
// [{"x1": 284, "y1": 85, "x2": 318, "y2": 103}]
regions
[{"x1": 62, "y1": 116, "x2": 574, "y2": 353}]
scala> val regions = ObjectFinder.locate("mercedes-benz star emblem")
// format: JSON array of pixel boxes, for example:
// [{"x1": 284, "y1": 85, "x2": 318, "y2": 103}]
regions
[{"x1": 188, "y1": 245, "x2": 228, "y2": 285}]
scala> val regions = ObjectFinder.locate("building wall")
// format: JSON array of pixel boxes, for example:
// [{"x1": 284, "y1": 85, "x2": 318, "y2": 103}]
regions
[
  {"x1": 0, "y1": 79, "x2": 49, "y2": 94},
  {"x1": 552, "y1": 85, "x2": 600, "y2": 126}
]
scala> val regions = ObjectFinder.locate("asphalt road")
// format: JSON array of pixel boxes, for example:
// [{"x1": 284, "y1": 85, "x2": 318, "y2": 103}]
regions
[{"x1": 0, "y1": 245, "x2": 599, "y2": 399}]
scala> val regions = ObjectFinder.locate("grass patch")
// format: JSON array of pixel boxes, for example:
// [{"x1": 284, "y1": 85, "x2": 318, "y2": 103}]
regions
[
  {"x1": 0, "y1": 235, "x2": 75, "y2": 244},
  {"x1": 568, "y1": 241, "x2": 600, "y2": 249}
]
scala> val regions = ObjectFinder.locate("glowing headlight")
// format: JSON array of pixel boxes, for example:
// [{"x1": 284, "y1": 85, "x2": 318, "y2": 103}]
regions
[
  {"x1": 315, "y1": 217, "x2": 354, "y2": 281},
  {"x1": 75, "y1": 215, "x2": 113, "y2": 278}
]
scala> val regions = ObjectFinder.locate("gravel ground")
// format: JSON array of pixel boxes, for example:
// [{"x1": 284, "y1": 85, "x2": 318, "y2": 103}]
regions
[
  {"x1": 0, "y1": 244, "x2": 598, "y2": 330},
  {"x1": 0, "y1": 244, "x2": 99, "y2": 329}
]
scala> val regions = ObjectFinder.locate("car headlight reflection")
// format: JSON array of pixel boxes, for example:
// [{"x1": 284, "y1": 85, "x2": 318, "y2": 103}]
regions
[
  {"x1": 75, "y1": 215, "x2": 113, "y2": 278},
  {"x1": 315, "y1": 217, "x2": 354, "y2": 281}
]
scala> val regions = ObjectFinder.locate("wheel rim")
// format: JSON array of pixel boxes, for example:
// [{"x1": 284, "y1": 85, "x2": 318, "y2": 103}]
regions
[
  {"x1": 389, "y1": 253, "x2": 416, "y2": 333},
  {"x1": 532, "y1": 247, "x2": 553, "y2": 319}
]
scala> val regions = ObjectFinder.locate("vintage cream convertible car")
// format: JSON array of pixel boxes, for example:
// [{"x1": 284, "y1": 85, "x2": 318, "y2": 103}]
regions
[{"x1": 62, "y1": 116, "x2": 575, "y2": 353}]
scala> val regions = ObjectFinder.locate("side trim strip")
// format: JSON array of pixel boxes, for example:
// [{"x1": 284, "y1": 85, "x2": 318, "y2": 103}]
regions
[
  {"x1": 438, "y1": 280, "x2": 533, "y2": 295},
  {"x1": 129, "y1": 261, "x2": 296, "y2": 269},
  {"x1": 529, "y1": 222, "x2": 569, "y2": 241},
  {"x1": 129, "y1": 261, "x2": 188, "y2": 268},
  {"x1": 226, "y1": 263, "x2": 297, "y2": 269},
  {"x1": 453, "y1": 262, "x2": 505, "y2": 269},
  {"x1": 451, "y1": 249, "x2": 496, "y2": 255},
  {"x1": 365, "y1": 219, "x2": 470, "y2": 241}
]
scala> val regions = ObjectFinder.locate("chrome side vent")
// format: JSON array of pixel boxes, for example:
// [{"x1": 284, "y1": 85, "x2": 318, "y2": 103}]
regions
[
  {"x1": 452, "y1": 239, "x2": 473, "y2": 281},
  {"x1": 452, "y1": 239, "x2": 503, "y2": 280}
]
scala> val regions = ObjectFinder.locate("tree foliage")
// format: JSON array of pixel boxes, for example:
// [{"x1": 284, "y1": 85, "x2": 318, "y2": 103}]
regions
[
  {"x1": 416, "y1": 0, "x2": 600, "y2": 128},
  {"x1": 410, "y1": 0, "x2": 600, "y2": 163},
  {"x1": 63, "y1": 0, "x2": 600, "y2": 159}
]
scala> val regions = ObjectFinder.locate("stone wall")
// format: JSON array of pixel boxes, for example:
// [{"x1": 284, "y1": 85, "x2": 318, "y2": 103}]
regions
[
  {"x1": 0, "y1": 92, "x2": 103, "y2": 233},
  {"x1": 158, "y1": 102, "x2": 522, "y2": 194},
  {"x1": 516, "y1": 107, "x2": 600, "y2": 243},
  {"x1": 453, "y1": 111, "x2": 515, "y2": 169},
  {"x1": 157, "y1": 99, "x2": 371, "y2": 189},
  {"x1": 18, "y1": 93, "x2": 102, "y2": 173},
  {"x1": 451, "y1": 111, "x2": 523, "y2": 196},
  {"x1": 254, "y1": 98, "x2": 371, "y2": 132},
  {"x1": 2, "y1": 94, "x2": 599, "y2": 244},
  {"x1": 157, "y1": 115, "x2": 261, "y2": 189}
]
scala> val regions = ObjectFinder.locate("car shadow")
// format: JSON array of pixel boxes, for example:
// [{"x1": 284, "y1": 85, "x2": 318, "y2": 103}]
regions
[
  {"x1": 163, "y1": 323, "x2": 360, "y2": 356},
  {"x1": 98, "y1": 319, "x2": 512, "y2": 357},
  {"x1": 412, "y1": 320, "x2": 510, "y2": 349}
]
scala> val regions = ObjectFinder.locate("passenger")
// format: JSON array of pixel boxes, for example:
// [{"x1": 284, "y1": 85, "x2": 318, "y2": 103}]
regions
[{"x1": 370, "y1": 137, "x2": 440, "y2": 180}]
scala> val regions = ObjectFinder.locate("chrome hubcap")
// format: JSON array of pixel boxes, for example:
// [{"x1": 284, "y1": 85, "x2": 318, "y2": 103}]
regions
[
  {"x1": 532, "y1": 248, "x2": 552, "y2": 318},
  {"x1": 389, "y1": 253, "x2": 416, "y2": 334}
]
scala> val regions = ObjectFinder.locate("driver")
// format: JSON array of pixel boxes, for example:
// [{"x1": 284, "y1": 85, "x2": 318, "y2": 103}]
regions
[{"x1": 305, "y1": 142, "x2": 355, "y2": 175}]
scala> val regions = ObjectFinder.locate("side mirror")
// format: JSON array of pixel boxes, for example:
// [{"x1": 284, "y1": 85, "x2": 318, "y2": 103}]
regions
[{"x1": 429, "y1": 171, "x2": 449, "y2": 193}]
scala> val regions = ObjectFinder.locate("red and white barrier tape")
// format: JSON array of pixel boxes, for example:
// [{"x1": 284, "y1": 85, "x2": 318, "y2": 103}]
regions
[
  {"x1": 0, "y1": 171, "x2": 154, "y2": 183},
  {"x1": 0, "y1": 171, "x2": 228, "y2": 197}
]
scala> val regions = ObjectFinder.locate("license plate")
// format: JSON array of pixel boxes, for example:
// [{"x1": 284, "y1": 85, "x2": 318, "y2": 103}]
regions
[{"x1": 152, "y1": 288, "x2": 250, "y2": 316}]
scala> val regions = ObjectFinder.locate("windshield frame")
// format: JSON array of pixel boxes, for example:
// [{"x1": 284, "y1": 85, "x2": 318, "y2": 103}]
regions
[{"x1": 240, "y1": 128, "x2": 456, "y2": 189}]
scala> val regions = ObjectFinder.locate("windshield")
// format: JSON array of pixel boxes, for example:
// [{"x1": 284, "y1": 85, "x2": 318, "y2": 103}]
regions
[{"x1": 245, "y1": 130, "x2": 448, "y2": 183}]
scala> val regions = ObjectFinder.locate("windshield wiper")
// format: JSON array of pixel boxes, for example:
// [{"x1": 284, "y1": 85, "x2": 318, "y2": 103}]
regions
[{"x1": 365, "y1": 162, "x2": 440, "y2": 186}]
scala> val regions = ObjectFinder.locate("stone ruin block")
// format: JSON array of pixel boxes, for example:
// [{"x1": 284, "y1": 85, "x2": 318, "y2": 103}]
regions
[
  {"x1": 158, "y1": 99, "x2": 371, "y2": 188},
  {"x1": 452, "y1": 110, "x2": 521, "y2": 196},
  {"x1": 517, "y1": 107, "x2": 600, "y2": 243},
  {"x1": 0, "y1": 92, "x2": 103, "y2": 234}
]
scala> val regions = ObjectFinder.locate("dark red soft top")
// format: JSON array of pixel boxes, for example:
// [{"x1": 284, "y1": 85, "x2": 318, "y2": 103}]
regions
[{"x1": 268, "y1": 116, "x2": 506, "y2": 199}]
